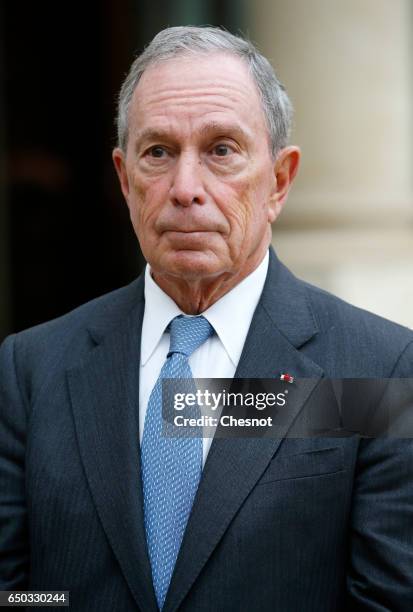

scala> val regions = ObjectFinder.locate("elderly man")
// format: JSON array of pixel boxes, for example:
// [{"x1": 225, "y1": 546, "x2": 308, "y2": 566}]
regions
[{"x1": 1, "y1": 26, "x2": 412, "y2": 612}]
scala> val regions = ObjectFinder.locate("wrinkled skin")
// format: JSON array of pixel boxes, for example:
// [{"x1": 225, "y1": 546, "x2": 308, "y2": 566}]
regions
[{"x1": 113, "y1": 52, "x2": 300, "y2": 313}]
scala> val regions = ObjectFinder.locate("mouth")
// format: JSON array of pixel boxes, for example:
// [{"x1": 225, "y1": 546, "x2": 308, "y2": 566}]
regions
[
  {"x1": 164, "y1": 229, "x2": 216, "y2": 234},
  {"x1": 163, "y1": 230, "x2": 217, "y2": 247}
]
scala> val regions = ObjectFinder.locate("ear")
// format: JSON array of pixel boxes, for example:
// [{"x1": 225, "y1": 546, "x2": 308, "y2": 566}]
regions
[
  {"x1": 112, "y1": 147, "x2": 130, "y2": 202},
  {"x1": 268, "y1": 146, "x2": 301, "y2": 224}
]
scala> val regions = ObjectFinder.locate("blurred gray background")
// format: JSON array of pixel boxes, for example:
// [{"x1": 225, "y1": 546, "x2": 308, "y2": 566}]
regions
[{"x1": 1, "y1": 0, "x2": 412, "y2": 341}]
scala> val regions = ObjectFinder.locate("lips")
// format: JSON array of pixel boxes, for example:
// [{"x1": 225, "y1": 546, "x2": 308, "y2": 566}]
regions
[
  {"x1": 156, "y1": 217, "x2": 228, "y2": 236},
  {"x1": 164, "y1": 229, "x2": 216, "y2": 233},
  {"x1": 164, "y1": 230, "x2": 217, "y2": 247}
]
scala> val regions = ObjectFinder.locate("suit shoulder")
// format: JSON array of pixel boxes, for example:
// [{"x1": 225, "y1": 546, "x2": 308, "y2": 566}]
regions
[
  {"x1": 1, "y1": 278, "x2": 144, "y2": 389},
  {"x1": 301, "y1": 280, "x2": 413, "y2": 375},
  {"x1": 14, "y1": 278, "x2": 143, "y2": 343},
  {"x1": 303, "y1": 280, "x2": 411, "y2": 338}
]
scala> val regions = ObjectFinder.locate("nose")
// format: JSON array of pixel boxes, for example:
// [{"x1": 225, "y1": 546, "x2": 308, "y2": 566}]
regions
[{"x1": 169, "y1": 153, "x2": 207, "y2": 207}]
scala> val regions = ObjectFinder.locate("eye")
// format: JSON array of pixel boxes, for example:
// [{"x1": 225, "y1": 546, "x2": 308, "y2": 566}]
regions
[
  {"x1": 212, "y1": 143, "x2": 233, "y2": 157},
  {"x1": 148, "y1": 145, "x2": 167, "y2": 158}
]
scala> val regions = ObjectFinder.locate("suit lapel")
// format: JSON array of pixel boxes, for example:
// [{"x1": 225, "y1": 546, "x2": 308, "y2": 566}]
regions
[
  {"x1": 66, "y1": 278, "x2": 158, "y2": 612},
  {"x1": 164, "y1": 249, "x2": 324, "y2": 612}
]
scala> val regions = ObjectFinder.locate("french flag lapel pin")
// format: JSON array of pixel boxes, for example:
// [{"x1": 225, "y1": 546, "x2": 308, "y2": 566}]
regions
[{"x1": 280, "y1": 373, "x2": 295, "y2": 384}]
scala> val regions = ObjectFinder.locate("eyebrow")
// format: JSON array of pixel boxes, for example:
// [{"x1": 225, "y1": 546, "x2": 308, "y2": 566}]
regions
[
  {"x1": 198, "y1": 121, "x2": 250, "y2": 140},
  {"x1": 134, "y1": 129, "x2": 171, "y2": 148}
]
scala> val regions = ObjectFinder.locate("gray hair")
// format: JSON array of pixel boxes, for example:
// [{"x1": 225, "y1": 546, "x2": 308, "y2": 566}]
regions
[{"x1": 116, "y1": 26, "x2": 293, "y2": 157}]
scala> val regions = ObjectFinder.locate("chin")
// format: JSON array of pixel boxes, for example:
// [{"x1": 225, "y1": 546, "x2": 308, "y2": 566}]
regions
[{"x1": 158, "y1": 250, "x2": 226, "y2": 280}]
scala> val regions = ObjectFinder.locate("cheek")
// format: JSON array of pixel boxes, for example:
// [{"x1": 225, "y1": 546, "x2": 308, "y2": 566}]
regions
[
  {"x1": 128, "y1": 174, "x2": 168, "y2": 230},
  {"x1": 223, "y1": 175, "x2": 273, "y2": 255},
  {"x1": 220, "y1": 176, "x2": 267, "y2": 233}
]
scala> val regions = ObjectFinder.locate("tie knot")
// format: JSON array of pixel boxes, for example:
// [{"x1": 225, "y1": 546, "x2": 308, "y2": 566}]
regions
[{"x1": 168, "y1": 315, "x2": 214, "y2": 358}]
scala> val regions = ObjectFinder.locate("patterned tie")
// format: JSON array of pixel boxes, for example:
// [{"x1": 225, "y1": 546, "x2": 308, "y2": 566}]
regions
[{"x1": 141, "y1": 315, "x2": 214, "y2": 609}]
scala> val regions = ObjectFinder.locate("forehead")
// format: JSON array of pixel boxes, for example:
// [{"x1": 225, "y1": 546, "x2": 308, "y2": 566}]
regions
[{"x1": 129, "y1": 52, "x2": 268, "y2": 137}]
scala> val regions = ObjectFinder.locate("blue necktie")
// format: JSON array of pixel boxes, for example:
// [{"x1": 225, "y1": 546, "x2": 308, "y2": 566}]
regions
[{"x1": 141, "y1": 315, "x2": 214, "y2": 609}]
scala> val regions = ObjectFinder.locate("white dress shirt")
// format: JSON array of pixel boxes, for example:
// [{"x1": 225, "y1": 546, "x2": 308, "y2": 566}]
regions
[{"x1": 139, "y1": 251, "x2": 269, "y2": 467}]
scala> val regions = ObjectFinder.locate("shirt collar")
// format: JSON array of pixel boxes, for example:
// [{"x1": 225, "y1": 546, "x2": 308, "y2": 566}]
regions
[
  {"x1": 141, "y1": 251, "x2": 269, "y2": 367},
  {"x1": 202, "y1": 251, "x2": 269, "y2": 366},
  {"x1": 141, "y1": 267, "x2": 183, "y2": 365}
]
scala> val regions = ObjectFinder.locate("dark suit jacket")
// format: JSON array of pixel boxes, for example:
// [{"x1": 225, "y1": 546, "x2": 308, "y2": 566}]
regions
[{"x1": 1, "y1": 248, "x2": 413, "y2": 611}]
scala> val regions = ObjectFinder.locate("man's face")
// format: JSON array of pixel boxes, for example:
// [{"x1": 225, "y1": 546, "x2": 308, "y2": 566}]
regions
[{"x1": 113, "y1": 53, "x2": 295, "y2": 284}]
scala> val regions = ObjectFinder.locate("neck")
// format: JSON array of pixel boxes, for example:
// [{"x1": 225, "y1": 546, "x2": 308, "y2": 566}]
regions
[{"x1": 151, "y1": 244, "x2": 269, "y2": 314}]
